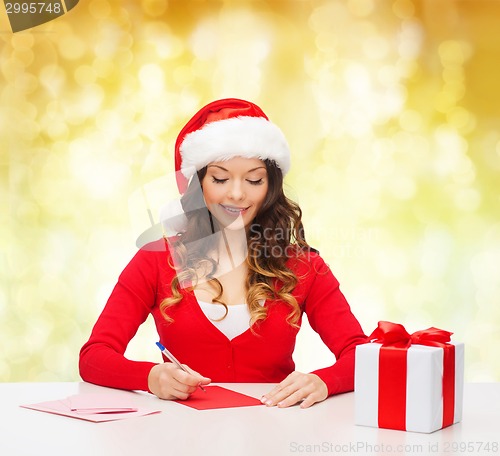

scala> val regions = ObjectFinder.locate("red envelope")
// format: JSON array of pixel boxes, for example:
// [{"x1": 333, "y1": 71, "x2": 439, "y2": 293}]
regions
[{"x1": 174, "y1": 386, "x2": 263, "y2": 410}]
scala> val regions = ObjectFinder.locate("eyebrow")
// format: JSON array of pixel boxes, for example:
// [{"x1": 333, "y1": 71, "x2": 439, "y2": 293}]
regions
[{"x1": 207, "y1": 165, "x2": 266, "y2": 173}]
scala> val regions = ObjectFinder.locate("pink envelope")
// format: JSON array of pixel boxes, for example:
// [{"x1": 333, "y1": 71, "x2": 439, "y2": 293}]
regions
[
  {"x1": 66, "y1": 394, "x2": 138, "y2": 414},
  {"x1": 21, "y1": 393, "x2": 161, "y2": 422}
]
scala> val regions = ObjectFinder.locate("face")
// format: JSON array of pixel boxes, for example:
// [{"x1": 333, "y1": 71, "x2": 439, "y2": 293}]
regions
[{"x1": 201, "y1": 157, "x2": 268, "y2": 230}]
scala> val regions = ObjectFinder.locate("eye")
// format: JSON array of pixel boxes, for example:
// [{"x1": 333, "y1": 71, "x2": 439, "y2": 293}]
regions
[
  {"x1": 212, "y1": 177, "x2": 228, "y2": 184},
  {"x1": 247, "y1": 179, "x2": 264, "y2": 185}
]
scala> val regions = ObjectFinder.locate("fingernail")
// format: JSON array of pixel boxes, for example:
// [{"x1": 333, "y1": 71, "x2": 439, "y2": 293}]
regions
[{"x1": 261, "y1": 397, "x2": 272, "y2": 406}]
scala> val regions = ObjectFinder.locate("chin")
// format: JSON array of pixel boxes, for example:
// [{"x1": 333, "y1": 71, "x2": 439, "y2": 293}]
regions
[
  {"x1": 224, "y1": 221, "x2": 248, "y2": 231},
  {"x1": 218, "y1": 215, "x2": 246, "y2": 230}
]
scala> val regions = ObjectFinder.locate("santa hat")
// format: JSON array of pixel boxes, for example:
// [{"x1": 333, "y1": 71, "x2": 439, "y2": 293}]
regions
[{"x1": 174, "y1": 98, "x2": 291, "y2": 194}]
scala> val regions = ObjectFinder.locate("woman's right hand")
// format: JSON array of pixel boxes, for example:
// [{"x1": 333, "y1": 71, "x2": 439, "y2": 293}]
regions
[{"x1": 147, "y1": 363, "x2": 211, "y2": 400}]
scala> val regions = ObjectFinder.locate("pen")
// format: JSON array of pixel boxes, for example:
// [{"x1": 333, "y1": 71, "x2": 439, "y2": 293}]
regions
[{"x1": 155, "y1": 342, "x2": 206, "y2": 392}]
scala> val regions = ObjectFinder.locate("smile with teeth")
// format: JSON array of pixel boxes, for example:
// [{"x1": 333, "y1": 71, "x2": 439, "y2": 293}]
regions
[{"x1": 220, "y1": 204, "x2": 249, "y2": 215}]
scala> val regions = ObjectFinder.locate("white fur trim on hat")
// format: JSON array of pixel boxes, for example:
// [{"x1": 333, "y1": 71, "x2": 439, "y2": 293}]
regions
[{"x1": 179, "y1": 116, "x2": 290, "y2": 180}]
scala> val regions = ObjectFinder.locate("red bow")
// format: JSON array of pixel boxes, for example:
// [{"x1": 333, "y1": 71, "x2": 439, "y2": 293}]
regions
[{"x1": 369, "y1": 321, "x2": 453, "y2": 348}]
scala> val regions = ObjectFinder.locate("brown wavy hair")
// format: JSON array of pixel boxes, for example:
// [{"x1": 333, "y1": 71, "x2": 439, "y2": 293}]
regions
[{"x1": 160, "y1": 159, "x2": 310, "y2": 328}]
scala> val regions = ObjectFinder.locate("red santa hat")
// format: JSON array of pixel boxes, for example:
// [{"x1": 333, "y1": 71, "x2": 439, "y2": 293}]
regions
[{"x1": 174, "y1": 98, "x2": 291, "y2": 194}]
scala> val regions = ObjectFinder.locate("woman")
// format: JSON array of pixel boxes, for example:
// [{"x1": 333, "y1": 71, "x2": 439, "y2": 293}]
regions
[{"x1": 79, "y1": 98, "x2": 367, "y2": 409}]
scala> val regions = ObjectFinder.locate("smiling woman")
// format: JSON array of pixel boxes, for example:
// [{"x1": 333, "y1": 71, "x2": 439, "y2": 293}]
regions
[
  {"x1": 202, "y1": 157, "x2": 269, "y2": 231},
  {"x1": 79, "y1": 98, "x2": 368, "y2": 409}
]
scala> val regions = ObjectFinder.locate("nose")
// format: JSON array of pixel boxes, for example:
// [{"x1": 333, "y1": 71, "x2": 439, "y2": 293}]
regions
[{"x1": 227, "y1": 180, "x2": 245, "y2": 201}]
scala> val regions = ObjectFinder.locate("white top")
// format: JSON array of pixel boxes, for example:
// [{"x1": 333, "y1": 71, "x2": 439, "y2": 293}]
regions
[
  {"x1": 197, "y1": 300, "x2": 265, "y2": 340},
  {"x1": 197, "y1": 301, "x2": 250, "y2": 340}
]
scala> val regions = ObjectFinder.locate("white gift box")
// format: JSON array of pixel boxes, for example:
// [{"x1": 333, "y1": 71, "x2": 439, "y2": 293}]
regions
[{"x1": 355, "y1": 342, "x2": 464, "y2": 433}]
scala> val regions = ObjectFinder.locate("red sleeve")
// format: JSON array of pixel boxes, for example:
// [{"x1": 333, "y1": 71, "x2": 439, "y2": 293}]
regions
[
  {"x1": 301, "y1": 253, "x2": 368, "y2": 396},
  {"x1": 79, "y1": 247, "x2": 163, "y2": 392}
]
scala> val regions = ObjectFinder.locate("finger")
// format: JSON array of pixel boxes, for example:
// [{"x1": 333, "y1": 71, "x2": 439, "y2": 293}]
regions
[
  {"x1": 172, "y1": 366, "x2": 209, "y2": 388},
  {"x1": 261, "y1": 372, "x2": 303, "y2": 405},
  {"x1": 277, "y1": 384, "x2": 324, "y2": 408},
  {"x1": 275, "y1": 378, "x2": 318, "y2": 408},
  {"x1": 261, "y1": 382, "x2": 299, "y2": 406},
  {"x1": 155, "y1": 368, "x2": 196, "y2": 398},
  {"x1": 181, "y1": 365, "x2": 211, "y2": 384},
  {"x1": 276, "y1": 389, "x2": 304, "y2": 408},
  {"x1": 299, "y1": 394, "x2": 318, "y2": 409},
  {"x1": 267, "y1": 373, "x2": 298, "y2": 395},
  {"x1": 160, "y1": 374, "x2": 201, "y2": 400},
  {"x1": 170, "y1": 382, "x2": 197, "y2": 400}
]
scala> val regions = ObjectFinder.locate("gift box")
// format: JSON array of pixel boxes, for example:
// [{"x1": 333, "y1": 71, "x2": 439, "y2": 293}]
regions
[{"x1": 355, "y1": 321, "x2": 464, "y2": 433}]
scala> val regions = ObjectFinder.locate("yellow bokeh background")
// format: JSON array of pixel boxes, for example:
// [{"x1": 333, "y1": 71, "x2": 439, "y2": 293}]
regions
[{"x1": 1, "y1": 0, "x2": 499, "y2": 383}]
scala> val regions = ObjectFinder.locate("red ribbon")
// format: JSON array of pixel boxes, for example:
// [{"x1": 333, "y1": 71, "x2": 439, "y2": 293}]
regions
[{"x1": 369, "y1": 321, "x2": 456, "y2": 431}]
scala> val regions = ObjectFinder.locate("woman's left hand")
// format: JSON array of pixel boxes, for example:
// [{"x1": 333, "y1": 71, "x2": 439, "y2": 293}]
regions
[{"x1": 260, "y1": 372, "x2": 328, "y2": 409}]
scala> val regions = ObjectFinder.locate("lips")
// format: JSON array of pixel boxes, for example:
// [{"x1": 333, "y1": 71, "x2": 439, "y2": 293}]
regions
[{"x1": 220, "y1": 204, "x2": 250, "y2": 216}]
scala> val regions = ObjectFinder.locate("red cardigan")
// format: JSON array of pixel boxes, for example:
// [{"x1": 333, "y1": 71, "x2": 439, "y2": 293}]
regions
[{"x1": 79, "y1": 241, "x2": 367, "y2": 396}]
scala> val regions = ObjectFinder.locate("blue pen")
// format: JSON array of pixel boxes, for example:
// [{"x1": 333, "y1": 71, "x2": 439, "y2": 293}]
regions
[{"x1": 156, "y1": 342, "x2": 206, "y2": 392}]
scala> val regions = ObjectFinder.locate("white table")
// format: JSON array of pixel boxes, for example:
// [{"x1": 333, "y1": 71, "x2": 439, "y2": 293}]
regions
[{"x1": 1, "y1": 382, "x2": 499, "y2": 456}]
